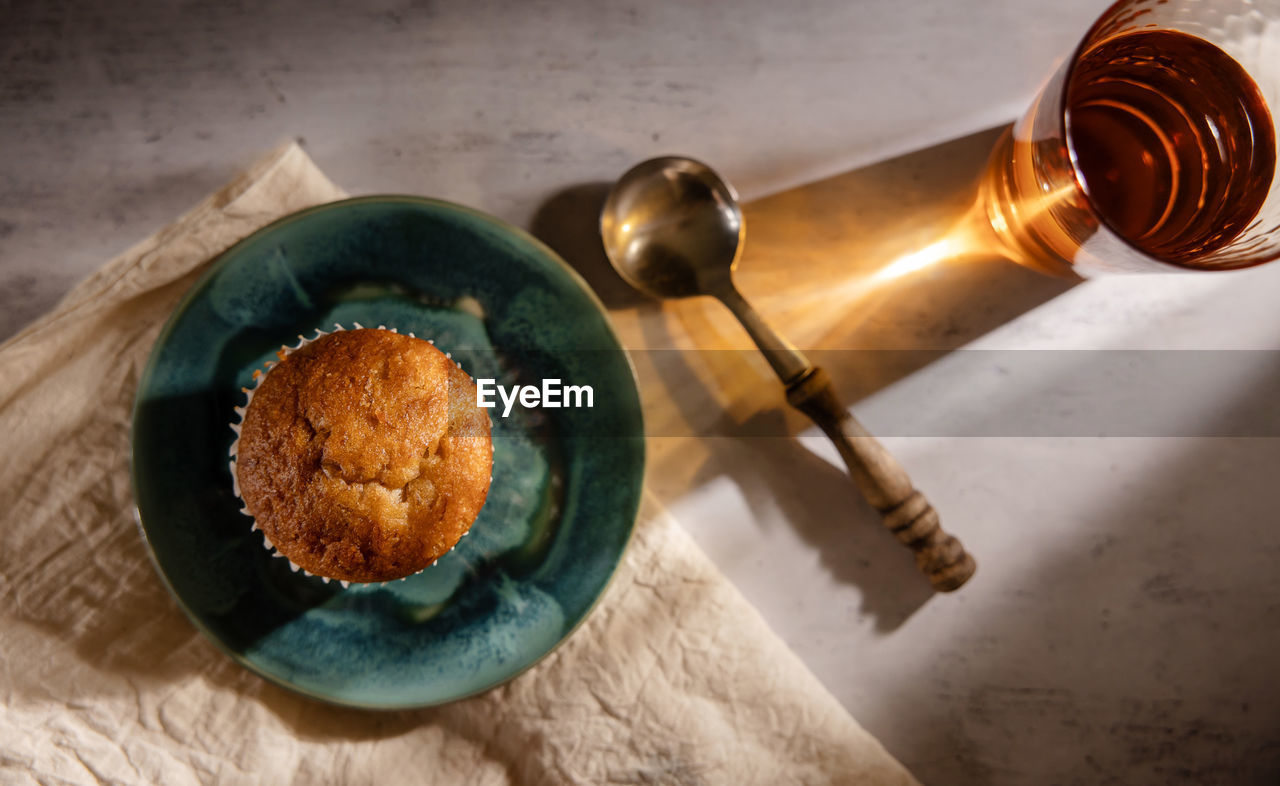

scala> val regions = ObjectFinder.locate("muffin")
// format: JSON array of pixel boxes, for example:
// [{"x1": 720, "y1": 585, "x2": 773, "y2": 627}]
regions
[{"x1": 231, "y1": 327, "x2": 493, "y2": 583}]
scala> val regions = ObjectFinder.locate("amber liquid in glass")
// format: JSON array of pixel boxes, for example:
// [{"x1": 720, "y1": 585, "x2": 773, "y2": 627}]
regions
[
  {"x1": 984, "y1": 29, "x2": 1277, "y2": 274},
  {"x1": 1067, "y1": 29, "x2": 1276, "y2": 266}
]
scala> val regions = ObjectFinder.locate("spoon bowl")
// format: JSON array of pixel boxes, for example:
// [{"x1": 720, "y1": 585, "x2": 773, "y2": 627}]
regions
[{"x1": 600, "y1": 156, "x2": 744, "y2": 300}]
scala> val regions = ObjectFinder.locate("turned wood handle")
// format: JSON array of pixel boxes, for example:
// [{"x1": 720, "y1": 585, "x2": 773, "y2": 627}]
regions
[{"x1": 785, "y1": 366, "x2": 976, "y2": 592}]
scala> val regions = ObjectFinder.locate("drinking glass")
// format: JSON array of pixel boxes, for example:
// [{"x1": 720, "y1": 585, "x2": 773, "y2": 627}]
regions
[{"x1": 983, "y1": 0, "x2": 1280, "y2": 276}]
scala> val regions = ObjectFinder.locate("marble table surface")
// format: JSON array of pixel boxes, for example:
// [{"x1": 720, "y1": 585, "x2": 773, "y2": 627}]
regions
[{"x1": 4, "y1": 0, "x2": 1279, "y2": 783}]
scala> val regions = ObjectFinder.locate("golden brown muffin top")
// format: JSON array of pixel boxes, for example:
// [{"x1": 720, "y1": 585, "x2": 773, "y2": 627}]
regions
[{"x1": 235, "y1": 328, "x2": 492, "y2": 583}]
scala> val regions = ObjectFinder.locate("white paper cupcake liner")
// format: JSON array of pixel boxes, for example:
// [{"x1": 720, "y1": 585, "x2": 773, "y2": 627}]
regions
[{"x1": 228, "y1": 322, "x2": 484, "y2": 588}]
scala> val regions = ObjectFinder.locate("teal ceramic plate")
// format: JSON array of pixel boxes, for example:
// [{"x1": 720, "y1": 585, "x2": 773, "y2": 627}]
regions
[{"x1": 131, "y1": 196, "x2": 645, "y2": 709}]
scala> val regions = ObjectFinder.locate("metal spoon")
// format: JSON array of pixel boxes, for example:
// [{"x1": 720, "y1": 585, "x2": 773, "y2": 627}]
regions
[{"x1": 601, "y1": 156, "x2": 976, "y2": 591}]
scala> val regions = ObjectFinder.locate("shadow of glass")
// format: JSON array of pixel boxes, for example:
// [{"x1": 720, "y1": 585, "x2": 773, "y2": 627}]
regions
[{"x1": 529, "y1": 126, "x2": 1079, "y2": 621}]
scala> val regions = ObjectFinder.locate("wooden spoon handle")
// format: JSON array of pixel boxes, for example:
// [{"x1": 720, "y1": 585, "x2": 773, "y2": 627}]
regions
[{"x1": 785, "y1": 366, "x2": 976, "y2": 592}]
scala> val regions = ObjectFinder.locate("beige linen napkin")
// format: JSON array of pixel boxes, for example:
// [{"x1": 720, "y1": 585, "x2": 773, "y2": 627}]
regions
[{"x1": 0, "y1": 143, "x2": 918, "y2": 786}]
